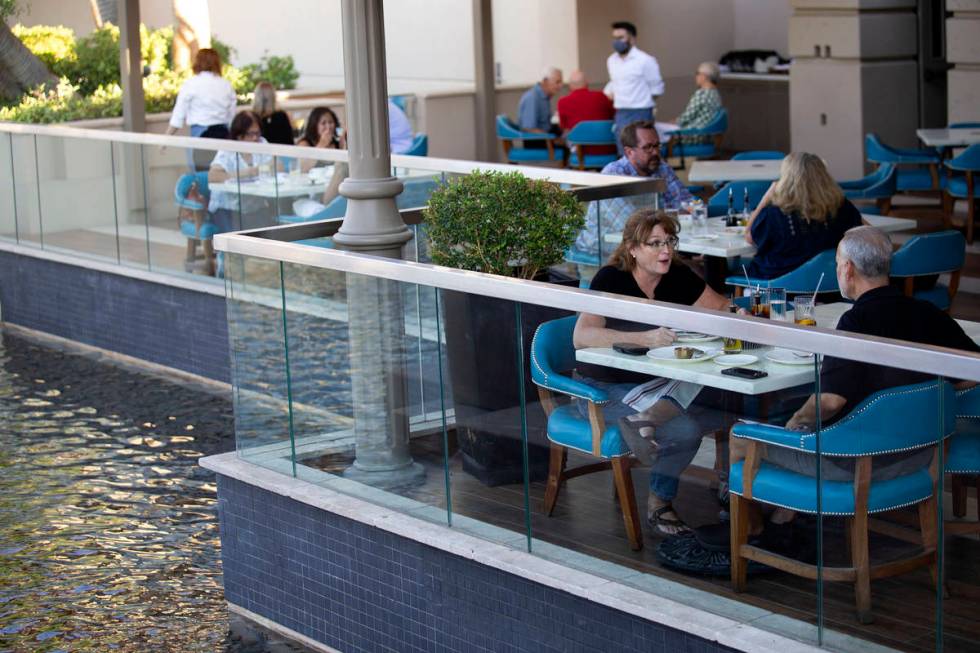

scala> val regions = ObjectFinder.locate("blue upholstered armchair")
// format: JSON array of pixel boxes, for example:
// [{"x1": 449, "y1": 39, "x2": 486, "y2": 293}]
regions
[
  {"x1": 174, "y1": 171, "x2": 216, "y2": 275},
  {"x1": 890, "y1": 230, "x2": 966, "y2": 311},
  {"x1": 665, "y1": 108, "x2": 728, "y2": 160},
  {"x1": 565, "y1": 120, "x2": 617, "y2": 170},
  {"x1": 865, "y1": 133, "x2": 943, "y2": 193},
  {"x1": 839, "y1": 163, "x2": 897, "y2": 215},
  {"x1": 725, "y1": 249, "x2": 840, "y2": 296},
  {"x1": 729, "y1": 379, "x2": 954, "y2": 623},
  {"x1": 530, "y1": 316, "x2": 642, "y2": 550},
  {"x1": 496, "y1": 115, "x2": 565, "y2": 164},
  {"x1": 949, "y1": 385, "x2": 980, "y2": 534}
]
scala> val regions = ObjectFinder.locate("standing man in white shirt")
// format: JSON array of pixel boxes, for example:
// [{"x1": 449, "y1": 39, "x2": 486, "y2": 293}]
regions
[{"x1": 604, "y1": 21, "x2": 664, "y2": 155}]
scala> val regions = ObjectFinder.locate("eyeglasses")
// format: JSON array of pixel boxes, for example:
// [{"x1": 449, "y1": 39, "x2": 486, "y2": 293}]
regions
[
  {"x1": 644, "y1": 236, "x2": 679, "y2": 250},
  {"x1": 244, "y1": 130, "x2": 262, "y2": 139}
]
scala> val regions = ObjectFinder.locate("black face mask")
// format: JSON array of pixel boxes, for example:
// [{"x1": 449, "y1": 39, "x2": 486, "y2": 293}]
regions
[{"x1": 612, "y1": 39, "x2": 631, "y2": 55}]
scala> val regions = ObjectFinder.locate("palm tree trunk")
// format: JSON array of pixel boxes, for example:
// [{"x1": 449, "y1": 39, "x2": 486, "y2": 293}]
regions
[{"x1": 0, "y1": 21, "x2": 58, "y2": 101}]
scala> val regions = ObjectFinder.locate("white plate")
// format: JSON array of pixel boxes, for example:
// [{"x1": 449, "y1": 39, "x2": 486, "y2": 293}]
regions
[
  {"x1": 674, "y1": 331, "x2": 721, "y2": 343},
  {"x1": 647, "y1": 346, "x2": 719, "y2": 363},
  {"x1": 765, "y1": 348, "x2": 816, "y2": 365},
  {"x1": 714, "y1": 354, "x2": 759, "y2": 366},
  {"x1": 690, "y1": 234, "x2": 718, "y2": 241},
  {"x1": 723, "y1": 226, "x2": 745, "y2": 235}
]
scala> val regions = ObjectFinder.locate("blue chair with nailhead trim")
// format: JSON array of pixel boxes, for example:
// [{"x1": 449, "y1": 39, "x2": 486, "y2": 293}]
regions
[
  {"x1": 943, "y1": 143, "x2": 980, "y2": 244},
  {"x1": 839, "y1": 163, "x2": 898, "y2": 215},
  {"x1": 730, "y1": 379, "x2": 954, "y2": 623},
  {"x1": 530, "y1": 316, "x2": 642, "y2": 550},
  {"x1": 889, "y1": 230, "x2": 965, "y2": 311},
  {"x1": 566, "y1": 120, "x2": 618, "y2": 170},
  {"x1": 496, "y1": 114, "x2": 565, "y2": 164},
  {"x1": 949, "y1": 385, "x2": 980, "y2": 533}
]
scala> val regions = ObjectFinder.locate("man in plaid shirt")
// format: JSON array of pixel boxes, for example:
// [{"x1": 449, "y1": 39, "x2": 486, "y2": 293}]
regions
[{"x1": 572, "y1": 120, "x2": 692, "y2": 261}]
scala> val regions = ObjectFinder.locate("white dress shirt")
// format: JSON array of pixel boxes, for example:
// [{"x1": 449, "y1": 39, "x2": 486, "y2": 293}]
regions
[
  {"x1": 388, "y1": 100, "x2": 414, "y2": 154},
  {"x1": 169, "y1": 72, "x2": 237, "y2": 129},
  {"x1": 604, "y1": 47, "x2": 664, "y2": 110}
]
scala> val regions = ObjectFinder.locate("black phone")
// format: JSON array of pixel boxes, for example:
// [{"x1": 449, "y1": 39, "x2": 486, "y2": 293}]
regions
[
  {"x1": 721, "y1": 367, "x2": 768, "y2": 379},
  {"x1": 612, "y1": 343, "x2": 649, "y2": 356}
]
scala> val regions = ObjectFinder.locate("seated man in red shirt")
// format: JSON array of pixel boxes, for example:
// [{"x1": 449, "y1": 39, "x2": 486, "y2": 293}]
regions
[{"x1": 557, "y1": 70, "x2": 616, "y2": 156}]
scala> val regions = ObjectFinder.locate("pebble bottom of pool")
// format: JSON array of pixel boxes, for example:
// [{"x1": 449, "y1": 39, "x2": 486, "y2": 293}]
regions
[{"x1": 0, "y1": 331, "x2": 314, "y2": 653}]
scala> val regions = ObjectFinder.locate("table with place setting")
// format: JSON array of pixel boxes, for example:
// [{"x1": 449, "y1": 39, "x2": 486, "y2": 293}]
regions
[
  {"x1": 209, "y1": 166, "x2": 334, "y2": 199},
  {"x1": 916, "y1": 128, "x2": 980, "y2": 148},
  {"x1": 574, "y1": 302, "x2": 980, "y2": 396}
]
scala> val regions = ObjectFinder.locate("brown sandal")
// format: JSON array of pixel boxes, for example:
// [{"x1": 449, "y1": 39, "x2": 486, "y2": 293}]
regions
[{"x1": 648, "y1": 504, "x2": 691, "y2": 537}]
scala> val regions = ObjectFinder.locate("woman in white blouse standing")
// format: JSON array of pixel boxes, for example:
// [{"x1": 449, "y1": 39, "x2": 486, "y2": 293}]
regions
[{"x1": 166, "y1": 48, "x2": 238, "y2": 169}]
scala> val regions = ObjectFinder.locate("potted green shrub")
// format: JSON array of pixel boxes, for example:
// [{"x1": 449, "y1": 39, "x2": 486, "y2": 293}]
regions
[{"x1": 424, "y1": 170, "x2": 585, "y2": 486}]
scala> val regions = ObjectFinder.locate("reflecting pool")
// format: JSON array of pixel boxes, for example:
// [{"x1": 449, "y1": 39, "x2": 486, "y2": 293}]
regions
[{"x1": 0, "y1": 332, "x2": 305, "y2": 652}]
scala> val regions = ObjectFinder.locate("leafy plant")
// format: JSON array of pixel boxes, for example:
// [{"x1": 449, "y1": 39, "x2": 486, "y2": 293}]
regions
[
  {"x1": 424, "y1": 171, "x2": 584, "y2": 279},
  {"x1": 241, "y1": 53, "x2": 298, "y2": 90},
  {"x1": 11, "y1": 24, "x2": 77, "y2": 79},
  {"x1": 73, "y1": 23, "x2": 120, "y2": 94}
]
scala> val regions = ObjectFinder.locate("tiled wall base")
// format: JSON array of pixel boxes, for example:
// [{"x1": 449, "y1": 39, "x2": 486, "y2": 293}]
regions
[
  {"x1": 0, "y1": 250, "x2": 229, "y2": 382},
  {"x1": 216, "y1": 473, "x2": 741, "y2": 653}
]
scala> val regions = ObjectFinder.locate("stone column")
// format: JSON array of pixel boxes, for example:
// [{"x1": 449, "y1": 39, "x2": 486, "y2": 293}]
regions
[
  {"x1": 947, "y1": 1, "x2": 980, "y2": 124},
  {"x1": 118, "y1": 0, "x2": 145, "y2": 134},
  {"x1": 472, "y1": 0, "x2": 497, "y2": 162},
  {"x1": 335, "y1": 0, "x2": 424, "y2": 489}
]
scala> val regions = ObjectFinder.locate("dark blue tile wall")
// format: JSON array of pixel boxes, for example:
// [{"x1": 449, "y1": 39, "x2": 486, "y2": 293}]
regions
[
  {"x1": 216, "y1": 474, "x2": 741, "y2": 653},
  {"x1": 0, "y1": 251, "x2": 230, "y2": 382}
]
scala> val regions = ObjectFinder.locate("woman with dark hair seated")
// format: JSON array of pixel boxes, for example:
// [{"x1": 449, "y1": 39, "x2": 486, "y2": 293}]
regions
[
  {"x1": 295, "y1": 106, "x2": 349, "y2": 209},
  {"x1": 574, "y1": 209, "x2": 729, "y2": 535},
  {"x1": 207, "y1": 110, "x2": 276, "y2": 233},
  {"x1": 745, "y1": 152, "x2": 864, "y2": 279}
]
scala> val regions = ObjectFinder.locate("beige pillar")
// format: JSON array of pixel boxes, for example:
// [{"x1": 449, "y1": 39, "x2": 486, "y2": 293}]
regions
[
  {"x1": 947, "y1": 0, "x2": 980, "y2": 123},
  {"x1": 472, "y1": 0, "x2": 496, "y2": 162},
  {"x1": 336, "y1": 0, "x2": 423, "y2": 489},
  {"x1": 118, "y1": 0, "x2": 145, "y2": 134}
]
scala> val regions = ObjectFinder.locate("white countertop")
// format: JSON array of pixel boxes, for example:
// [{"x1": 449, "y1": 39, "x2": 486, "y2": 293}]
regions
[
  {"x1": 574, "y1": 302, "x2": 980, "y2": 395},
  {"x1": 916, "y1": 128, "x2": 980, "y2": 148},
  {"x1": 688, "y1": 160, "x2": 784, "y2": 183},
  {"x1": 602, "y1": 214, "x2": 917, "y2": 258},
  {"x1": 719, "y1": 73, "x2": 789, "y2": 83}
]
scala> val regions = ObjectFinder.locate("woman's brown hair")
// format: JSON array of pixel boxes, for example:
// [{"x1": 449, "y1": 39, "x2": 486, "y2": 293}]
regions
[
  {"x1": 193, "y1": 48, "x2": 222, "y2": 75},
  {"x1": 608, "y1": 208, "x2": 680, "y2": 271},
  {"x1": 230, "y1": 110, "x2": 260, "y2": 140}
]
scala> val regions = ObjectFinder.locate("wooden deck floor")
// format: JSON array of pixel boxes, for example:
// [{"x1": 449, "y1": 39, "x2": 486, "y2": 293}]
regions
[{"x1": 316, "y1": 433, "x2": 980, "y2": 653}]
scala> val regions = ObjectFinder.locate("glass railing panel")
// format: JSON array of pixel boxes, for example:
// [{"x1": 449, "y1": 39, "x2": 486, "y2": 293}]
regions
[
  {"x1": 275, "y1": 267, "x2": 459, "y2": 532},
  {"x1": 10, "y1": 134, "x2": 41, "y2": 248},
  {"x1": 139, "y1": 143, "x2": 222, "y2": 277},
  {"x1": 943, "y1": 377, "x2": 979, "y2": 653},
  {"x1": 0, "y1": 132, "x2": 15, "y2": 243},
  {"x1": 110, "y1": 142, "x2": 152, "y2": 269},
  {"x1": 433, "y1": 287, "x2": 531, "y2": 547},
  {"x1": 32, "y1": 134, "x2": 119, "y2": 262},
  {"x1": 224, "y1": 251, "x2": 294, "y2": 465}
]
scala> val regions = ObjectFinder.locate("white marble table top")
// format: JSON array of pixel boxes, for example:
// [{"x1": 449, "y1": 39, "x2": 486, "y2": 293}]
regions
[
  {"x1": 688, "y1": 160, "x2": 783, "y2": 183},
  {"x1": 574, "y1": 302, "x2": 980, "y2": 395},
  {"x1": 916, "y1": 128, "x2": 980, "y2": 148},
  {"x1": 602, "y1": 214, "x2": 917, "y2": 258},
  {"x1": 211, "y1": 176, "x2": 329, "y2": 198}
]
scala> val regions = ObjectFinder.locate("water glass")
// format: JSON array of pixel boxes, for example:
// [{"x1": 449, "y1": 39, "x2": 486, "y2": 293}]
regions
[
  {"x1": 768, "y1": 287, "x2": 788, "y2": 321},
  {"x1": 794, "y1": 295, "x2": 816, "y2": 326},
  {"x1": 693, "y1": 203, "x2": 708, "y2": 236}
]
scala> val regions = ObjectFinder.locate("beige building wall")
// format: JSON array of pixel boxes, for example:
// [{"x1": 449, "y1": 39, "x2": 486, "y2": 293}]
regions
[
  {"x1": 733, "y1": 0, "x2": 792, "y2": 53},
  {"x1": 946, "y1": 0, "x2": 980, "y2": 124}
]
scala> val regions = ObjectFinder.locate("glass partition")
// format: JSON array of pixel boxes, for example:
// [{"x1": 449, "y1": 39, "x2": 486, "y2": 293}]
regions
[
  {"x1": 10, "y1": 134, "x2": 41, "y2": 248},
  {"x1": 219, "y1": 225, "x2": 980, "y2": 652},
  {"x1": 0, "y1": 132, "x2": 16, "y2": 243}
]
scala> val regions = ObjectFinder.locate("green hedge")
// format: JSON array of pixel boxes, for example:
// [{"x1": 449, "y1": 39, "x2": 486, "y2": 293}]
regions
[{"x1": 1, "y1": 23, "x2": 298, "y2": 124}]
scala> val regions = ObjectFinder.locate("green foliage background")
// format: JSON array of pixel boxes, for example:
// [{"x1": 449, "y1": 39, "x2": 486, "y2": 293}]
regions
[
  {"x1": 1, "y1": 23, "x2": 299, "y2": 124},
  {"x1": 424, "y1": 171, "x2": 585, "y2": 279}
]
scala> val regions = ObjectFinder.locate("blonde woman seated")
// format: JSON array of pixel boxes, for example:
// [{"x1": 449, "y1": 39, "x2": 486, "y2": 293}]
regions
[
  {"x1": 745, "y1": 152, "x2": 864, "y2": 279},
  {"x1": 574, "y1": 209, "x2": 729, "y2": 535}
]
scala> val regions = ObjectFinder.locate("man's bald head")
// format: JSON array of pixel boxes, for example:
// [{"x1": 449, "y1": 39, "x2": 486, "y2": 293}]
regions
[{"x1": 568, "y1": 70, "x2": 588, "y2": 90}]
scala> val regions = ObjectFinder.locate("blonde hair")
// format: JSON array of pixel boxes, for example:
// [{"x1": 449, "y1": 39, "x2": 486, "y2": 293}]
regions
[
  {"x1": 771, "y1": 152, "x2": 844, "y2": 223},
  {"x1": 252, "y1": 81, "x2": 277, "y2": 118},
  {"x1": 609, "y1": 209, "x2": 679, "y2": 271}
]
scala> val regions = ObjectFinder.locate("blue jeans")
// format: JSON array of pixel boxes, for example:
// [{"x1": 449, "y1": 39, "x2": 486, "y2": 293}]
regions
[
  {"x1": 574, "y1": 376, "x2": 704, "y2": 502},
  {"x1": 614, "y1": 108, "x2": 655, "y2": 155}
]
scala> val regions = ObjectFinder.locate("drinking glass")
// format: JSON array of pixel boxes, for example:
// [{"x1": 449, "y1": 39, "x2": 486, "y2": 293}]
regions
[
  {"x1": 794, "y1": 295, "x2": 816, "y2": 326},
  {"x1": 751, "y1": 287, "x2": 770, "y2": 318},
  {"x1": 258, "y1": 162, "x2": 272, "y2": 180},
  {"x1": 768, "y1": 287, "x2": 788, "y2": 321},
  {"x1": 693, "y1": 202, "x2": 708, "y2": 236}
]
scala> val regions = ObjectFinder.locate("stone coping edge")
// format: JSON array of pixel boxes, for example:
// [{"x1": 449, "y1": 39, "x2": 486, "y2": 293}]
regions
[
  {"x1": 201, "y1": 451, "x2": 833, "y2": 653},
  {"x1": 227, "y1": 602, "x2": 342, "y2": 653}
]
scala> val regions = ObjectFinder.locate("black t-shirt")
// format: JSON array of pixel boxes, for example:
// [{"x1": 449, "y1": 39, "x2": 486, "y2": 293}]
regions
[
  {"x1": 260, "y1": 111, "x2": 295, "y2": 145},
  {"x1": 576, "y1": 262, "x2": 706, "y2": 384},
  {"x1": 821, "y1": 286, "x2": 980, "y2": 421}
]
